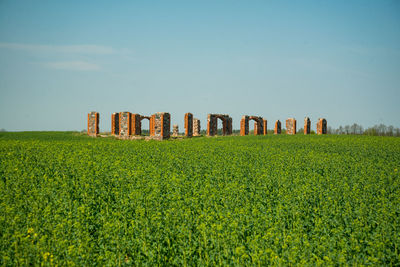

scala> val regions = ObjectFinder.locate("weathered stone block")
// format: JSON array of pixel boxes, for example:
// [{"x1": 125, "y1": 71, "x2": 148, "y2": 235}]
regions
[
  {"x1": 193, "y1": 118, "x2": 201, "y2": 136},
  {"x1": 173, "y1": 124, "x2": 179, "y2": 136}
]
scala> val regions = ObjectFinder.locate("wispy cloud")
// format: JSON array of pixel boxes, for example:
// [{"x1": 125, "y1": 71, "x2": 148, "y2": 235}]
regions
[
  {"x1": 0, "y1": 42, "x2": 116, "y2": 55},
  {"x1": 43, "y1": 61, "x2": 101, "y2": 71}
]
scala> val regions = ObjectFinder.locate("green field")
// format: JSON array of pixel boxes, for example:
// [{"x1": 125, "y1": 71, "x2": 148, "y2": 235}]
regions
[{"x1": 1, "y1": 132, "x2": 399, "y2": 265}]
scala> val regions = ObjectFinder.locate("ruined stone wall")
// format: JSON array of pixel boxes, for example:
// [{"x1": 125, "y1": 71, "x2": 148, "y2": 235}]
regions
[
  {"x1": 111, "y1": 112, "x2": 119, "y2": 135},
  {"x1": 317, "y1": 118, "x2": 327, "y2": 134},
  {"x1": 274, "y1": 120, "x2": 281, "y2": 134},
  {"x1": 193, "y1": 118, "x2": 201, "y2": 136},
  {"x1": 87, "y1": 111, "x2": 99, "y2": 136},
  {"x1": 207, "y1": 114, "x2": 232, "y2": 136},
  {"x1": 304, "y1": 117, "x2": 311, "y2": 135},
  {"x1": 286, "y1": 118, "x2": 297, "y2": 135},
  {"x1": 152, "y1": 112, "x2": 170, "y2": 139},
  {"x1": 184, "y1": 113, "x2": 193, "y2": 137},
  {"x1": 119, "y1": 112, "x2": 131, "y2": 136}
]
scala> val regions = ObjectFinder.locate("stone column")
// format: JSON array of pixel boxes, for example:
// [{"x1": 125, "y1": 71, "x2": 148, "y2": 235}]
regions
[
  {"x1": 304, "y1": 117, "x2": 311, "y2": 135},
  {"x1": 286, "y1": 118, "x2": 297, "y2": 135},
  {"x1": 184, "y1": 113, "x2": 193, "y2": 137},
  {"x1": 87, "y1": 111, "x2": 99, "y2": 136}
]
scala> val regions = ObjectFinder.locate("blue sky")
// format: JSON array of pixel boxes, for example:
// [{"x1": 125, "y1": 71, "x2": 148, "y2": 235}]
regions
[{"x1": 0, "y1": 0, "x2": 399, "y2": 131}]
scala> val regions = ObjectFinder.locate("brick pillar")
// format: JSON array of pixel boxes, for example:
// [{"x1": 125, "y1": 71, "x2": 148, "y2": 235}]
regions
[
  {"x1": 131, "y1": 114, "x2": 141, "y2": 135},
  {"x1": 150, "y1": 114, "x2": 156, "y2": 136},
  {"x1": 207, "y1": 114, "x2": 215, "y2": 136},
  {"x1": 184, "y1": 113, "x2": 193, "y2": 137},
  {"x1": 254, "y1": 121, "x2": 259, "y2": 135},
  {"x1": 111, "y1": 112, "x2": 119, "y2": 135},
  {"x1": 193, "y1": 118, "x2": 201, "y2": 136},
  {"x1": 304, "y1": 117, "x2": 311, "y2": 135},
  {"x1": 286, "y1": 118, "x2": 296, "y2": 135},
  {"x1": 119, "y1": 112, "x2": 132, "y2": 137},
  {"x1": 87, "y1": 111, "x2": 99, "y2": 136},
  {"x1": 226, "y1": 117, "x2": 232, "y2": 135},
  {"x1": 274, "y1": 120, "x2": 281, "y2": 134},
  {"x1": 263, "y1": 119, "x2": 267, "y2": 135},
  {"x1": 317, "y1": 118, "x2": 327, "y2": 134},
  {"x1": 240, "y1": 116, "x2": 249, "y2": 136},
  {"x1": 152, "y1": 112, "x2": 170, "y2": 139}
]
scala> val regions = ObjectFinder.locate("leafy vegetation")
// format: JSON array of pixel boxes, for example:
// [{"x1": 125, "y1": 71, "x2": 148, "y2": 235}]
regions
[{"x1": 1, "y1": 132, "x2": 399, "y2": 265}]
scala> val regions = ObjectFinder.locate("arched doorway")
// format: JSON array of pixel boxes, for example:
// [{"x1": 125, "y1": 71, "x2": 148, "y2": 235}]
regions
[
  {"x1": 207, "y1": 114, "x2": 233, "y2": 136},
  {"x1": 240, "y1": 115, "x2": 267, "y2": 136}
]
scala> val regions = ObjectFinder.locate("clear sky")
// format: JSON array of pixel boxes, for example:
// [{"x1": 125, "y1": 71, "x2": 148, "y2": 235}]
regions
[{"x1": 0, "y1": 0, "x2": 399, "y2": 132}]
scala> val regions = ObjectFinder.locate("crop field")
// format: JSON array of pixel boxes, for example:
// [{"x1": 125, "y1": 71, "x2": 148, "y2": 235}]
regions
[{"x1": 0, "y1": 132, "x2": 399, "y2": 265}]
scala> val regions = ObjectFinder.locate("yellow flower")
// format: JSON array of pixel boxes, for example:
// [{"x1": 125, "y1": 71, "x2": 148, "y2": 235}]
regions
[{"x1": 27, "y1": 228, "x2": 34, "y2": 234}]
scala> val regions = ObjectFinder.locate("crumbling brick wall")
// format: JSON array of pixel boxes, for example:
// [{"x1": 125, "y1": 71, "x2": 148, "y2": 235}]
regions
[
  {"x1": 286, "y1": 118, "x2": 297, "y2": 135},
  {"x1": 304, "y1": 117, "x2": 311, "y2": 135},
  {"x1": 274, "y1": 120, "x2": 281, "y2": 134},
  {"x1": 151, "y1": 112, "x2": 170, "y2": 139},
  {"x1": 87, "y1": 111, "x2": 99, "y2": 136},
  {"x1": 193, "y1": 118, "x2": 201, "y2": 136},
  {"x1": 207, "y1": 114, "x2": 233, "y2": 136},
  {"x1": 111, "y1": 112, "x2": 119, "y2": 135},
  {"x1": 119, "y1": 112, "x2": 132, "y2": 136},
  {"x1": 317, "y1": 118, "x2": 327, "y2": 134},
  {"x1": 240, "y1": 115, "x2": 265, "y2": 136},
  {"x1": 184, "y1": 113, "x2": 193, "y2": 137}
]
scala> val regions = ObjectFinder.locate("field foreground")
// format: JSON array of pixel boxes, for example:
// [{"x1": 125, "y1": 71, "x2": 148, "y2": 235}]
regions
[{"x1": 1, "y1": 132, "x2": 399, "y2": 265}]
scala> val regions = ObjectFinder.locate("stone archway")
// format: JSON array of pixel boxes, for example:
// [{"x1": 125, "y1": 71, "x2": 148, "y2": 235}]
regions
[
  {"x1": 112, "y1": 112, "x2": 170, "y2": 139},
  {"x1": 240, "y1": 115, "x2": 267, "y2": 136},
  {"x1": 207, "y1": 114, "x2": 232, "y2": 136}
]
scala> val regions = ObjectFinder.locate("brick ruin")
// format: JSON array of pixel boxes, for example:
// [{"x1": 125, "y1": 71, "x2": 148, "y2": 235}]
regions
[
  {"x1": 286, "y1": 118, "x2": 297, "y2": 135},
  {"x1": 240, "y1": 115, "x2": 267, "y2": 136},
  {"x1": 109, "y1": 111, "x2": 171, "y2": 139},
  {"x1": 151, "y1": 112, "x2": 171, "y2": 139},
  {"x1": 172, "y1": 124, "x2": 179, "y2": 136},
  {"x1": 207, "y1": 114, "x2": 233, "y2": 136},
  {"x1": 87, "y1": 111, "x2": 99, "y2": 136},
  {"x1": 90, "y1": 111, "x2": 328, "y2": 139},
  {"x1": 317, "y1": 118, "x2": 327, "y2": 134},
  {"x1": 274, "y1": 120, "x2": 281, "y2": 134},
  {"x1": 184, "y1": 113, "x2": 193, "y2": 137},
  {"x1": 304, "y1": 117, "x2": 311, "y2": 135},
  {"x1": 193, "y1": 118, "x2": 201, "y2": 136}
]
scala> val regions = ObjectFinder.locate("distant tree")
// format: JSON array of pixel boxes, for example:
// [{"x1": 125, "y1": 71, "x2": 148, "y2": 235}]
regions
[
  {"x1": 0, "y1": 128, "x2": 6, "y2": 132},
  {"x1": 344, "y1": 125, "x2": 350, "y2": 135}
]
